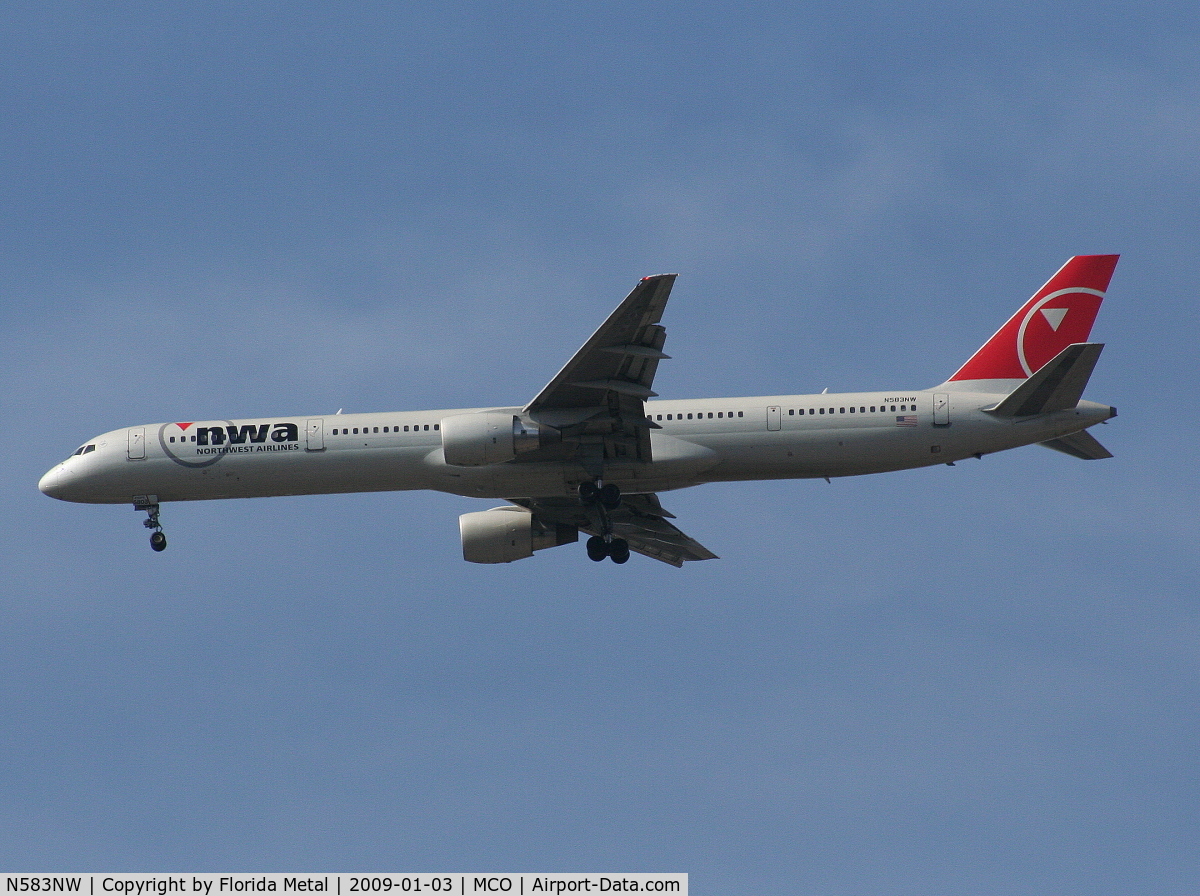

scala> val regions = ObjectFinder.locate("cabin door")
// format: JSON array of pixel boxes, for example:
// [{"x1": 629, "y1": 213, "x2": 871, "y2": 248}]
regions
[
  {"x1": 933, "y1": 393, "x2": 950, "y2": 426},
  {"x1": 306, "y1": 418, "x2": 325, "y2": 450},
  {"x1": 127, "y1": 427, "x2": 146, "y2": 459}
]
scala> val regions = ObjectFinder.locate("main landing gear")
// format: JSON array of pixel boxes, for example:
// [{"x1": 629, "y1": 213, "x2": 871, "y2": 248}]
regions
[
  {"x1": 587, "y1": 534, "x2": 630, "y2": 564},
  {"x1": 579, "y1": 480, "x2": 628, "y2": 563},
  {"x1": 578, "y1": 480, "x2": 621, "y2": 509},
  {"x1": 135, "y1": 499, "x2": 167, "y2": 552}
]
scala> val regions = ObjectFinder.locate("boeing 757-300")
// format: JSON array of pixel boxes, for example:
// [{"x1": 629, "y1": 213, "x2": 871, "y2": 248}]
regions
[{"x1": 39, "y1": 255, "x2": 1119, "y2": 566}]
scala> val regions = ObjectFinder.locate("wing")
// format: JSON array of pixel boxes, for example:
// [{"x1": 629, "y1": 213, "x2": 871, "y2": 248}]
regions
[
  {"x1": 509, "y1": 276, "x2": 713, "y2": 566},
  {"x1": 522, "y1": 274, "x2": 676, "y2": 465},
  {"x1": 512, "y1": 493, "x2": 718, "y2": 568}
]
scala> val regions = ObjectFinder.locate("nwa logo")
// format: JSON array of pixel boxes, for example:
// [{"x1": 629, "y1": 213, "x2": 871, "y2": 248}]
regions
[
  {"x1": 160, "y1": 421, "x2": 300, "y2": 468},
  {"x1": 195, "y1": 422, "x2": 299, "y2": 447}
]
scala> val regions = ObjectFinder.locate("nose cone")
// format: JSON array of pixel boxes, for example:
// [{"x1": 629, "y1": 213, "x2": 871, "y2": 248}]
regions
[{"x1": 39, "y1": 465, "x2": 65, "y2": 499}]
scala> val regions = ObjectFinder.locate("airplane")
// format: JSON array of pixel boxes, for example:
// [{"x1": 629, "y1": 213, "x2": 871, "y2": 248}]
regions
[{"x1": 39, "y1": 254, "x2": 1119, "y2": 567}]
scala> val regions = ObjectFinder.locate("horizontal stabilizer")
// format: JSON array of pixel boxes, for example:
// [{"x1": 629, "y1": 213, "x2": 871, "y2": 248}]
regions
[
  {"x1": 985, "y1": 343, "x2": 1104, "y2": 418},
  {"x1": 1039, "y1": 429, "x2": 1114, "y2": 460}
]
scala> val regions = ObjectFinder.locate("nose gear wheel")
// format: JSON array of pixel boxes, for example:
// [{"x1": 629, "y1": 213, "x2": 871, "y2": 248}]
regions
[{"x1": 135, "y1": 500, "x2": 167, "y2": 552}]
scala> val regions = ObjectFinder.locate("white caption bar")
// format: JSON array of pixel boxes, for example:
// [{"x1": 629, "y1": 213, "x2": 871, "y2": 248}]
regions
[{"x1": 2, "y1": 876, "x2": 686, "y2": 896}]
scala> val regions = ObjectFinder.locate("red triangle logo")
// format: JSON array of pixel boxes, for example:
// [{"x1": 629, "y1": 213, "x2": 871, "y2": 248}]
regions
[{"x1": 176, "y1": 422, "x2": 194, "y2": 431}]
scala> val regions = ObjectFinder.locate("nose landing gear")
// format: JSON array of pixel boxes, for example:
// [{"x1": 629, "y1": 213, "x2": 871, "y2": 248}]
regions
[{"x1": 134, "y1": 497, "x2": 167, "y2": 552}]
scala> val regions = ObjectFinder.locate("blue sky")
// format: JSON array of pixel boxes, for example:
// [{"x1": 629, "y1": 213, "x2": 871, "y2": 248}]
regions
[{"x1": 4, "y1": 3, "x2": 1198, "y2": 891}]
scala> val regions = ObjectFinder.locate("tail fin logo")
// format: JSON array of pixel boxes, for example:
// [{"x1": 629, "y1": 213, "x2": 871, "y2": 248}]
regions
[
  {"x1": 948, "y1": 255, "x2": 1118, "y2": 383},
  {"x1": 1040, "y1": 308, "x2": 1068, "y2": 331},
  {"x1": 1016, "y1": 287, "x2": 1104, "y2": 376}
]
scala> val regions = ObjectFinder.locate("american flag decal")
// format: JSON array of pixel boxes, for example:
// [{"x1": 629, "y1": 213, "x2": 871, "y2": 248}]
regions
[{"x1": 895, "y1": 415, "x2": 918, "y2": 427}]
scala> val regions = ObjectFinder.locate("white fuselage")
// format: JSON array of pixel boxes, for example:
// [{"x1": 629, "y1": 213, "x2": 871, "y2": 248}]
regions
[{"x1": 38, "y1": 388, "x2": 1115, "y2": 506}]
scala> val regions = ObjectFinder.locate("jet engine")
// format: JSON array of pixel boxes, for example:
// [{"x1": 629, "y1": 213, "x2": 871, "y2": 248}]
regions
[
  {"x1": 459, "y1": 506, "x2": 578, "y2": 564},
  {"x1": 440, "y1": 412, "x2": 558, "y2": 466}
]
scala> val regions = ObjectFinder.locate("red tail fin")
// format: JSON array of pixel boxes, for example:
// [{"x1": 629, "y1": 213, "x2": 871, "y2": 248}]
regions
[{"x1": 948, "y1": 255, "x2": 1119, "y2": 382}]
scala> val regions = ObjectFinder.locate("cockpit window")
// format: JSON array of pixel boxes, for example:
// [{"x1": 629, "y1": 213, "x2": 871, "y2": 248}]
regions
[{"x1": 73, "y1": 444, "x2": 96, "y2": 456}]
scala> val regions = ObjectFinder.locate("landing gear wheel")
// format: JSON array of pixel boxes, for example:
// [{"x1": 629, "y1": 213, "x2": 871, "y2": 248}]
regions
[
  {"x1": 586, "y1": 535, "x2": 608, "y2": 561},
  {"x1": 137, "y1": 501, "x2": 167, "y2": 552},
  {"x1": 609, "y1": 538, "x2": 630, "y2": 564},
  {"x1": 579, "y1": 481, "x2": 600, "y2": 504},
  {"x1": 599, "y1": 483, "x2": 621, "y2": 508}
]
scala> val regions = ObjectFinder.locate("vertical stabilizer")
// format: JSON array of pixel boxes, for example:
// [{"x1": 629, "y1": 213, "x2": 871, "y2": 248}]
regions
[{"x1": 942, "y1": 255, "x2": 1118, "y2": 390}]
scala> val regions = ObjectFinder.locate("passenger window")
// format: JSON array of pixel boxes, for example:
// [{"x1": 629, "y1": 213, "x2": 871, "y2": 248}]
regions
[
  {"x1": 738, "y1": 411, "x2": 743, "y2": 417},
  {"x1": 849, "y1": 407, "x2": 855, "y2": 413},
  {"x1": 404, "y1": 426, "x2": 410, "y2": 431},
  {"x1": 434, "y1": 424, "x2": 439, "y2": 431},
  {"x1": 840, "y1": 407, "x2": 845, "y2": 413},
  {"x1": 819, "y1": 408, "x2": 825, "y2": 414},
  {"x1": 708, "y1": 412, "x2": 713, "y2": 418}
]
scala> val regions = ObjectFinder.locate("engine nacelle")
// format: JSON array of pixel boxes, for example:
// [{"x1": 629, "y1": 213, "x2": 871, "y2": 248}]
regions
[
  {"x1": 459, "y1": 506, "x2": 578, "y2": 564},
  {"x1": 441, "y1": 412, "x2": 558, "y2": 466}
]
